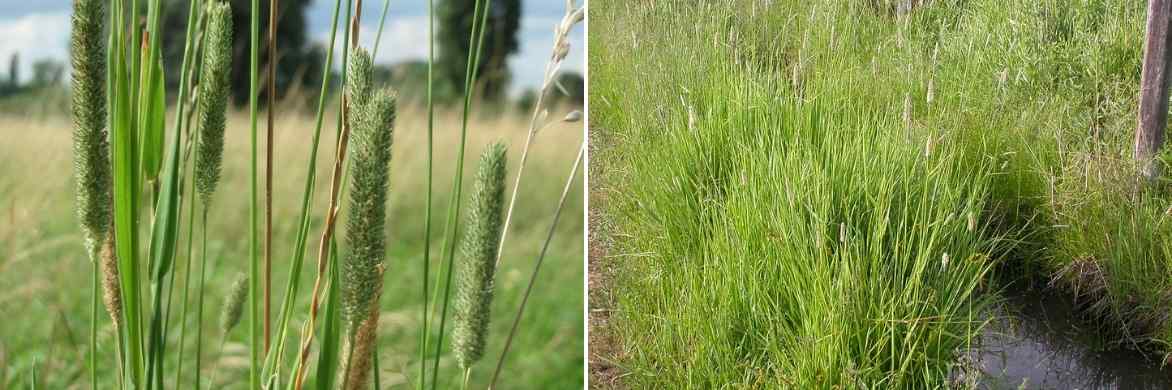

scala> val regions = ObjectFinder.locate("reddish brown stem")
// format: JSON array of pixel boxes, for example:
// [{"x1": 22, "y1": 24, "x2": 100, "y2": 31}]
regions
[
  {"x1": 292, "y1": 103, "x2": 351, "y2": 390},
  {"x1": 291, "y1": 4, "x2": 362, "y2": 388}
]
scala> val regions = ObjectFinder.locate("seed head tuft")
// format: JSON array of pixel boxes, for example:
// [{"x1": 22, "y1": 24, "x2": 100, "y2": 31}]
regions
[
  {"x1": 346, "y1": 48, "x2": 374, "y2": 119},
  {"x1": 70, "y1": 0, "x2": 110, "y2": 253},
  {"x1": 452, "y1": 142, "x2": 508, "y2": 369},
  {"x1": 342, "y1": 88, "x2": 397, "y2": 329},
  {"x1": 194, "y1": 1, "x2": 234, "y2": 205},
  {"x1": 220, "y1": 274, "x2": 249, "y2": 335}
]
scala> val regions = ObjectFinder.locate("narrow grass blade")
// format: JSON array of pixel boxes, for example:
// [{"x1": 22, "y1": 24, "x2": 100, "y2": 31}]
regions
[
  {"x1": 138, "y1": 52, "x2": 165, "y2": 188},
  {"x1": 110, "y1": 2, "x2": 146, "y2": 383},
  {"x1": 419, "y1": 0, "x2": 437, "y2": 385},
  {"x1": 249, "y1": 0, "x2": 263, "y2": 386},
  {"x1": 143, "y1": 77, "x2": 185, "y2": 390},
  {"x1": 169, "y1": 0, "x2": 205, "y2": 386},
  {"x1": 313, "y1": 243, "x2": 343, "y2": 390},
  {"x1": 371, "y1": 0, "x2": 392, "y2": 59},
  {"x1": 430, "y1": 0, "x2": 493, "y2": 386}
]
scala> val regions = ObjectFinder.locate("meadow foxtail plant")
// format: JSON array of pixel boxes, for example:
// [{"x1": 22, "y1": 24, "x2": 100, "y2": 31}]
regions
[
  {"x1": 64, "y1": 0, "x2": 585, "y2": 387},
  {"x1": 452, "y1": 142, "x2": 508, "y2": 385},
  {"x1": 192, "y1": 4, "x2": 233, "y2": 388},
  {"x1": 340, "y1": 47, "x2": 398, "y2": 390},
  {"x1": 70, "y1": 0, "x2": 113, "y2": 387}
]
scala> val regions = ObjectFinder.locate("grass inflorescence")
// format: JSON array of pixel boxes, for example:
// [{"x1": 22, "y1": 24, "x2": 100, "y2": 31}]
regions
[
  {"x1": 452, "y1": 142, "x2": 507, "y2": 372},
  {"x1": 339, "y1": 46, "x2": 398, "y2": 389},
  {"x1": 194, "y1": 1, "x2": 233, "y2": 206}
]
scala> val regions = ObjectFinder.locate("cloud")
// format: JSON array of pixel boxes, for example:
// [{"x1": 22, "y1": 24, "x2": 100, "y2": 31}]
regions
[
  {"x1": 0, "y1": 11, "x2": 71, "y2": 83},
  {"x1": 315, "y1": 16, "x2": 431, "y2": 65}
]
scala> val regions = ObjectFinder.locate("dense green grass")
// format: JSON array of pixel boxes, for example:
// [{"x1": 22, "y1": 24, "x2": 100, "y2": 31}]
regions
[
  {"x1": 592, "y1": 0, "x2": 1172, "y2": 387},
  {"x1": 0, "y1": 110, "x2": 583, "y2": 388}
]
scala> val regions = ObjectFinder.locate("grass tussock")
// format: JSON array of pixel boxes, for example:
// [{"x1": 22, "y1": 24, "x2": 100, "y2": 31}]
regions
[{"x1": 593, "y1": 0, "x2": 1172, "y2": 386}]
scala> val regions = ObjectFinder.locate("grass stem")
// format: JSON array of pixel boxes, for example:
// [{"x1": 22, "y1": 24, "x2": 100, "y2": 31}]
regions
[
  {"x1": 248, "y1": 0, "x2": 262, "y2": 386},
  {"x1": 264, "y1": 0, "x2": 279, "y2": 355},
  {"x1": 429, "y1": 0, "x2": 492, "y2": 386}
]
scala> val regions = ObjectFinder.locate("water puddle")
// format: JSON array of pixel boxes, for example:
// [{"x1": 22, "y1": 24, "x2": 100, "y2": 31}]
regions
[{"x1": 961, "y1": 283, "x2": 1172, "y2": 389}]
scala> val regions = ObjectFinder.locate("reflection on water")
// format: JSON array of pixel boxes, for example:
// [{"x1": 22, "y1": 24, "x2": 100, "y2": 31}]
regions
[{"x1": 963, "y1": 284, "x2": 1172, "y2": 389}]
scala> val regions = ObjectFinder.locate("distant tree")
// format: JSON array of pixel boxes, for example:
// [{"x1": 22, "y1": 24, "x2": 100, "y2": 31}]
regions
[
  {"x1": 0, "y1": 52, "x2": 21, "y2": 97},
  {"x1": 8, "y1": 52, "x2": 19, "y2": 87},
  {"x1": 437, "y1": 0, "x2": 521, "y2": 102},
  {"x1": 516, "y1": 71, "x2": 583, "y2": 112},
  {"x1": 31, "y1": 59, "x2": 65, "y2": 87},
  {"x1": 515, "y1": 88, "x2": 536, "y2": 112},
  {"x1": 550, "y1": 72, "x2": 584, "y2": 107},
  {"x1": 371, "y1": 60, "x2": 435, "y2": 106},
  {"x1": 160, "y1": 0, "x2": 322, "y2": 107}
]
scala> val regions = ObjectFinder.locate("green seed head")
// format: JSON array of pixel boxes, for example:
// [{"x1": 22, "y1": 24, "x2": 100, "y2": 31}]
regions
[
  {"x1": 70, "y1": 0, "x2": 110, "y2": 252},
  {"x1": 220, "y1": 273, "x2": 248, "y2": 335},
  {"x1": 346, "y1": 48, "x2": 374, "y2": 116},
  {"x1": 453, "y1": 142, "x2": 508, "y2": 369},
  {"x1": 195, "y1": 1, "x2": 233, "y2": 204},
  {"x1": 342, "y1": 89, "x2": 398, "y2": 328}
]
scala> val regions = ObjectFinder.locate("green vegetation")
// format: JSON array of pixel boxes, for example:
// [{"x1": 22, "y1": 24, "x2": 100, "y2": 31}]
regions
[
  {"x1": 591, "y1": 0, "x2": 1171, "y2": 387},
  {"x1": 0, "y1": 0, "x2": 584, "y2": 388}
]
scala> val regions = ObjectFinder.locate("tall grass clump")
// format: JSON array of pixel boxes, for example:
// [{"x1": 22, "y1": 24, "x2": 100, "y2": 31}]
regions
[
  {"x1": 594, "y1": 0, "x2": 1172, "y2": 385},
  {"x1": 452, "y1": 142, "x2": 507, "y2": 380}
]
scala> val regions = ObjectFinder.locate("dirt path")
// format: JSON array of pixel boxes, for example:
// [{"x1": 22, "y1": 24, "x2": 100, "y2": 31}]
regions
[{"x1": 588, "y1": 126, "x2": 624, "y2": 389}]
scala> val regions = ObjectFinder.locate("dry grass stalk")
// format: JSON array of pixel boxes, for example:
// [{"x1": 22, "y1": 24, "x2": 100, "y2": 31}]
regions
[
  {"x1": 100, "y1": 232, "x2": 123, "y2": 326},
  {"x1": 293, "y1": 8, "x2": 369, "y2": 386},
  {"x1": 494, "y1": 1, "x2": 585, "y2": 268}
]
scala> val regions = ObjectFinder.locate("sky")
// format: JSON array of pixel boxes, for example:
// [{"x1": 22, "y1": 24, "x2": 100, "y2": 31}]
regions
[{"x1": 0, "y1": 0, "x2": 584, "y2": 94}]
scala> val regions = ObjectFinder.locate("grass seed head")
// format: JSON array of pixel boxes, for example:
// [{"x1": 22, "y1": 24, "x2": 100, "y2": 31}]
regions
[
  {"x1": 452, "y1": 142, "x2": 508, "y2": 369},
  {"x1": 70, "y1": 0, "x2": 110, "y2": 252},
  {"x1": 347, "y1": 48, "x2": 374, "y2": 116},
  {"x1": 342, "y1": 88, "x2": 397, "y2": 328},
  {"x1": 220, "y1": 273, "x2": 248, "y2": 335},
  {"x1": 195, "y1": 1, "x2": 234, "y2": 205}
]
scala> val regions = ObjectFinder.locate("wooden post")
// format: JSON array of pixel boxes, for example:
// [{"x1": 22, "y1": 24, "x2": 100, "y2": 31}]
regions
[{"x1": 1137, "y1": 0, "x2": 1172, "y2": 181}]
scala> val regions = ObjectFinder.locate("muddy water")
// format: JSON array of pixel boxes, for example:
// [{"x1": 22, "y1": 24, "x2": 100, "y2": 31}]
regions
[{"x1": 963, "y1": 284, "x2": 1172, "y2": 389}]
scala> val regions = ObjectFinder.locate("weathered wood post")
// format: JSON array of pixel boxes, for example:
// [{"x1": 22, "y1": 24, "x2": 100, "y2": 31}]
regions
[{"x1": 1136, "y1": 0, "x2": 1172, "y2": 181}]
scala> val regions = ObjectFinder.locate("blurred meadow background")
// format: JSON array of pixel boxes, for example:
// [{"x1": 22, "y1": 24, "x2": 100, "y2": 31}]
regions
[{"x1": 0, "y1": 0, "x2": 585, "y2": 388}]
